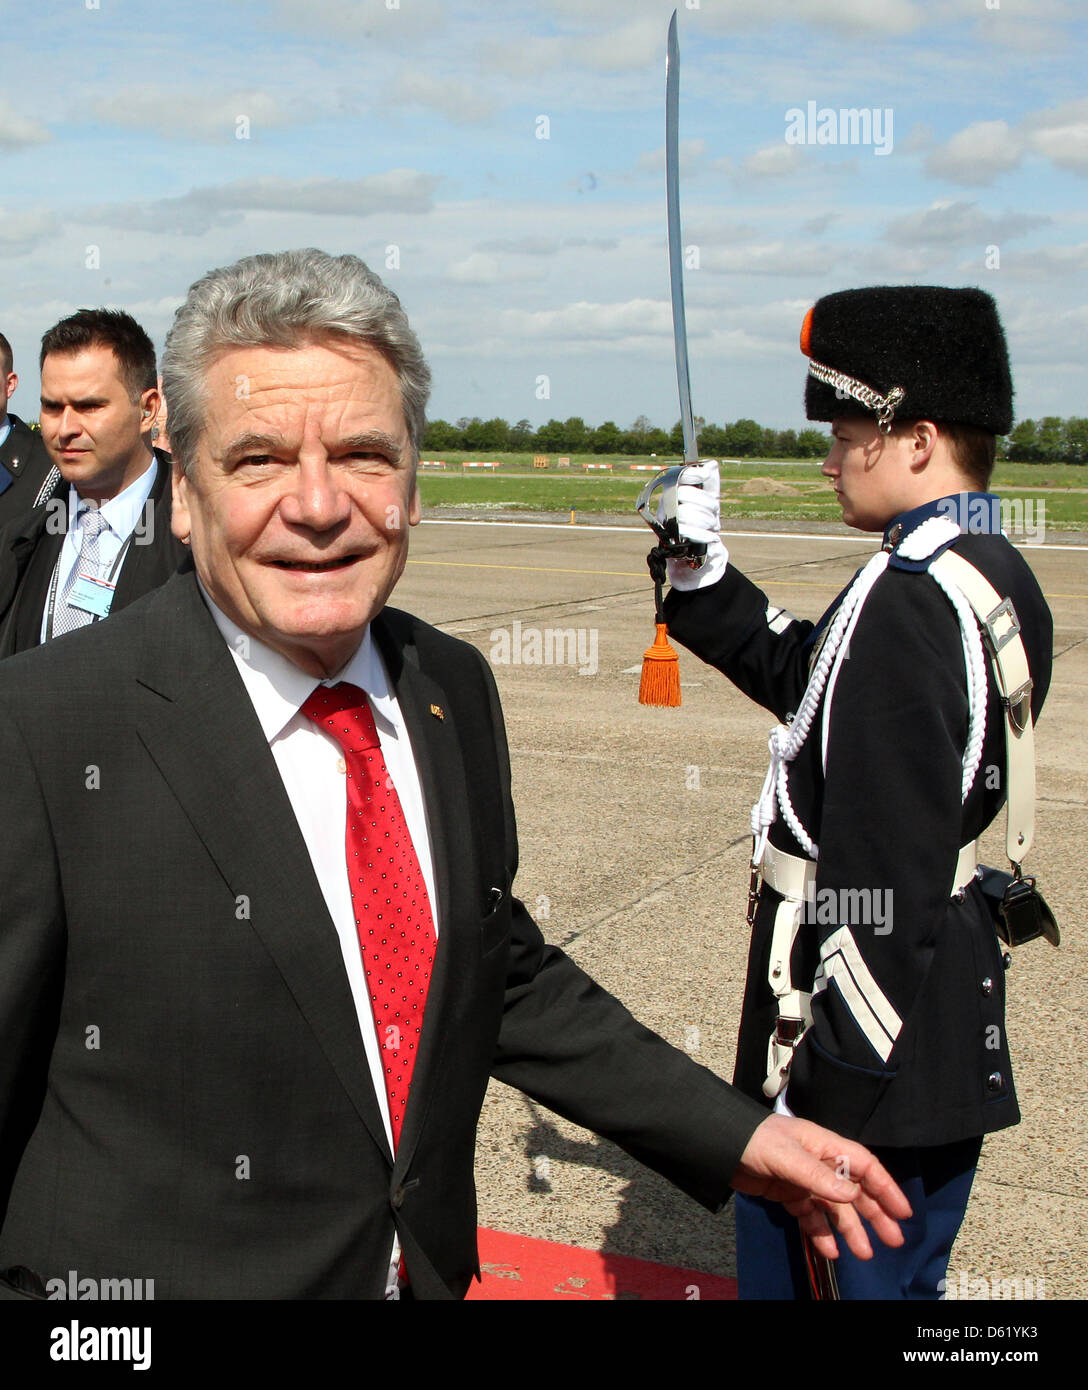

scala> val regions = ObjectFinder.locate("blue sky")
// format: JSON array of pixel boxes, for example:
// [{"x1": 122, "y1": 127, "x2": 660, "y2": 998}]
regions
[{"x1": 2, "y1": 0, "x2": 1085, "y2": 432}]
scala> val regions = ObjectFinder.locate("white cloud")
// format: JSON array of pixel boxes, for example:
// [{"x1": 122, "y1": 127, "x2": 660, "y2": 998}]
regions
[
  {"x1": 89, "y1": 87, "x2": 297, "y2": 140},
  {"x1": 636, "y1": 139, "x2": 706, "y2": 176},
  {"x1": 742, "y1": 144, "x2": 804, "y2": 178},
  {"x1": 884, "y1": 200, "x2": 1048, "y2": 247},
  {"x1": 535, "y1": 0, "x2": 923, "y2": 38},
  {"x1": 271, "y1": 0, "x2": 448, "y2": 41},
  {"x1": 699, "y1": 241, "x2": 836, "y2": 276},
  {"x1": 0, "y1": 98, "x2": 50, "y2": 151},
  {"x1": 1023, "y1": 99, "x2": 1088, "y2": 175},
  {"x1": 0, "y1": 208, "x2": 59, "y2": 256},
  {"x1": 926, "y1": 120, "x2": 1024, "y2": 186},
  {"x1": 447, "y1": 254, "x2": 504, "y2": 285},
  {"x1": 395, "y1": 71, "x2": 496, "y2": 126},
  {"x1": 500, "y1": 297, "x2": 674, "y2": 347},
  {"x1": 88, "y1": 170, "x2": 440, "y2": 236}
]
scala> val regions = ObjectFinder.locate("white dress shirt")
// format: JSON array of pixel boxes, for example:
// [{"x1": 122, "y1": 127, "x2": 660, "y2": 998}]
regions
[
  {"x1": 199, "y1": 584, "x2": 440, "y2": 1297},
  {"x1": 42, "y1": 454, "x2": 159, "y2": 642}
]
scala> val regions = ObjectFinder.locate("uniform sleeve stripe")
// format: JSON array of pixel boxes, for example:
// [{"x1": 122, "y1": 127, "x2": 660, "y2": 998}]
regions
[
  {"x1": 765, "y1": 605, "x2": 796, "y2": 635},
  {"x1": 812, "y1": 925, "x2": 901, "y2": 1063}
]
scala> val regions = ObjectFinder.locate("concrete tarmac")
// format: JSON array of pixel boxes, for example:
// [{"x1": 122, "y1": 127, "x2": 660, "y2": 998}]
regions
[{"x1": 397, "y1": 517, "x2": 1087, "y2": 1300}]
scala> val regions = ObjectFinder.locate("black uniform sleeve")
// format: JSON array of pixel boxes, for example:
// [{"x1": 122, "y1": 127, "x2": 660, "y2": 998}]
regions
[
  {"x1": 475, "y1": 647, "x2": 768, "y2": 1210},
  {"x1": 664, "y1": 566, "x2": 817, "y2": 721}
]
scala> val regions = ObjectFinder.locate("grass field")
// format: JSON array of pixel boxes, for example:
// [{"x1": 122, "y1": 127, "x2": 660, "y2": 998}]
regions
[{"x1": 416, "y1": 454, "x2": 1088, "y2": 529}]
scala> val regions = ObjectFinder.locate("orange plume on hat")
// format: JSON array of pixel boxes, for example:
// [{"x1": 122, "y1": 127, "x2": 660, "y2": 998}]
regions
[{"x1": 800, "y1": 305, "x2": 814, "y2": 358}]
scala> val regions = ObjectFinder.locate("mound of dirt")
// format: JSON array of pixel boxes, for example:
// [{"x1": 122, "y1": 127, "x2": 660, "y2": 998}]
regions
[{"x1": 737, "y1": 477, "x2": 803, "y2": 497}]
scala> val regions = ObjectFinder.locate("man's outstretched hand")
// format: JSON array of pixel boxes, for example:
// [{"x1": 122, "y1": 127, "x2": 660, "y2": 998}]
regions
[{"x1": 731, "y1": 1114, "x2": 913, "y2": 1261}]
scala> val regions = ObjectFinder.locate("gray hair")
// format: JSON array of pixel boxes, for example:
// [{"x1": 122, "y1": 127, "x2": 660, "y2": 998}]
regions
[{"x1": 162, "y1": 248, "x2": 430, "y2": 475}]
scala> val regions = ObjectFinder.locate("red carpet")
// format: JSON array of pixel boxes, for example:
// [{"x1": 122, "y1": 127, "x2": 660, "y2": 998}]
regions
[{"x1": 466, "y1": 1228, "x2": 737, "y2": 1300}]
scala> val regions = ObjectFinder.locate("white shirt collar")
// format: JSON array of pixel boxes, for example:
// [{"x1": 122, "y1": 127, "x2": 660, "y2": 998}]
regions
[
  {"x1": 196, "y1": 578, "x2": 395, "y2": 745},
  {"x1": 68, "y1": 452, "x2": 157, "y2": 536}
]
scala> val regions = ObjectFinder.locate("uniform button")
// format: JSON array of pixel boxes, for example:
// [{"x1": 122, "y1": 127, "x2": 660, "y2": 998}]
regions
[
  {"x1": 1003, "y1": 952, "x2": 1013, "y2": 971},
  {"x1": 987, "y1": 1071, "x2": 1004, "y2": 1093},
  {"x1": 980, "y1": 977, "x2": 993, "y2": 996}
]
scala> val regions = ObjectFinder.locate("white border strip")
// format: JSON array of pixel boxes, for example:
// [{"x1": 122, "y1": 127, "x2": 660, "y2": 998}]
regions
[{"x1": 419, "y1": 518, "x2": 1088, "y2": 552}]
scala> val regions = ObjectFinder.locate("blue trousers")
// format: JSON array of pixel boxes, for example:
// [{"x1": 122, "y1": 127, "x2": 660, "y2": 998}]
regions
[{"x1": 735, "y1": 1136, "x2": 983, "y2": 1299}]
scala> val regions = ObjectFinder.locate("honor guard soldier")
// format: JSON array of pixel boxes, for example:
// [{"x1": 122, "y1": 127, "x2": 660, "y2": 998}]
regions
[{"x1": 662, "y1": 286, "x2": 1054, "y2": 1299}]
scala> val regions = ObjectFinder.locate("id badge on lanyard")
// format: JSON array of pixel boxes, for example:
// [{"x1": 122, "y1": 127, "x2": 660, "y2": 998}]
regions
[{"x1": 67, "y1": 570, "x2": 117, "y2": 619}]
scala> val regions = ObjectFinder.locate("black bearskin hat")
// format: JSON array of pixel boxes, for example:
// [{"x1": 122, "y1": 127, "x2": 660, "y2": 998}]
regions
[{"x1": 801, "y1": 286, "x2": 1013, "y2": 435}]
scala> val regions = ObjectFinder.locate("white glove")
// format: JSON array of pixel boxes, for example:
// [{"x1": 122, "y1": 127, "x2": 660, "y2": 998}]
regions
[{"x1": 665, "y1": 460, "x2": 728, "y2": 591}]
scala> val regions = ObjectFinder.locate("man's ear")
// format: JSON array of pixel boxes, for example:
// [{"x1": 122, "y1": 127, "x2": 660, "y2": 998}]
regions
[
  {"x1": 139, "y1": 385, "x2": 162, "y2": 437},
  {"x1": 171, "y1": 461, "x2": 191, "y2": 544},
  {"x1": 908, "y1": 419, "x2": 939, "y2": 472},
  {"x1": 408, "y1": 479, "x2": 421, "y2": 527}
]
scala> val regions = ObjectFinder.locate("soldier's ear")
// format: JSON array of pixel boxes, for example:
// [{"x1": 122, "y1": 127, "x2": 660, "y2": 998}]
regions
[{"x1": 907, "y1": 420, "x2": 939, "y2": 473}]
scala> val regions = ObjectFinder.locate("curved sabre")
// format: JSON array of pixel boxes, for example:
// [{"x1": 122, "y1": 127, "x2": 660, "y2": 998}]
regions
[{"x1": 666, "y1": 10, "x2": 698, "y2": 465}]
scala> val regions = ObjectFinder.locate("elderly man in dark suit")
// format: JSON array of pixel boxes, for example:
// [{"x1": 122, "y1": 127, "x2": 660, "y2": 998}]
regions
[
  {"x1": 0, "y1": 331, "x2": 53, "y2": 531},
  {"x1": 0, "y1": 250, "x2": 908, "y2": 1301},
  {"x1": 0, "y1": 309, "x2": 185, "y2": 658}
]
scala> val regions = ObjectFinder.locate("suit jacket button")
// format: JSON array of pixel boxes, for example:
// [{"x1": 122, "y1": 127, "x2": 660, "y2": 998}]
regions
[
  {"x1": 980, "y1": 977, "x2": 993, "y2": 996},
  {"x1": 391, "y1": 1184, "x2": 406, "y2": 1209},
  {"x1": 987, "y1": 1071, "x2": 1004, "y2": 1092}
]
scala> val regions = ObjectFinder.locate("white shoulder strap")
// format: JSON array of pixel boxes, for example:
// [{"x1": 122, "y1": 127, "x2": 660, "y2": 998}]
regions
[{"x1": 929, "y1": 549, "x2": 1035, "y2": 865}]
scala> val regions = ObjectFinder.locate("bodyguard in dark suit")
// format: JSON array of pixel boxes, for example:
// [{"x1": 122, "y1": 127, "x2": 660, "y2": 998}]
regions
[
  {"x1": 0, "y1": 332, "x2": 53, "y2": 531},
  {"x1": 0, "y1": 310, "x2": 186, "y2": 658},
  {"x1": 0, "y1": 250, "x2": 909, "y2": 1300}
]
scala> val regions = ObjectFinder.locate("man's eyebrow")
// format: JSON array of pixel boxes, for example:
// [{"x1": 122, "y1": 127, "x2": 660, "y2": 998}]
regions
[
  {"x1": 336, "y1": 430, "x2": 404, "y2": 459},
  {"x1": 40, "y1": 395, "x2": 108, "y2": 409},
  {"x1": 219, "y1": 432, "x2": 289, "y2": 466},
  {"x1": 219, "y1": 429, "x2": 406, "y2": 467}
]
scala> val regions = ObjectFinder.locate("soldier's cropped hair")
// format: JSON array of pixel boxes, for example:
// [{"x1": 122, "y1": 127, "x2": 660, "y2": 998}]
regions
[
  {"x1": 0, "y1": 331, "x2": 13, "y2": 379},
  {"x1": 889, "y1": 419, "x2": 996, "y2": 492},
  {"x1": 162, "y1": 248, "x2": 431, "y2": 478},
  {"x1": 40, "y1": 309, "x2": 157, "y2": 403}
]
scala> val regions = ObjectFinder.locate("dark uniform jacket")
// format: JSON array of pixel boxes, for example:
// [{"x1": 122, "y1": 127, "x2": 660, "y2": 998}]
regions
[
  {"x1": 0, "y1": 565, "x2": 765, "y2": 1299},
  {"x1": 0, "y1": 415, "x2": 54, "y2": 532},
  {"x1": 0, "y1": 448, "x2": 186, "y2": 658},
  {"x1": 664, "y1": 494, "x2": 1053, "y2": 1149}
]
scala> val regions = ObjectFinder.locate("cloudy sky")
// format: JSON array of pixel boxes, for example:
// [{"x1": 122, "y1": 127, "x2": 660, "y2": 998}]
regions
[{"x1": 2, "y1": 0, "x2": 1085, "y2": 432}]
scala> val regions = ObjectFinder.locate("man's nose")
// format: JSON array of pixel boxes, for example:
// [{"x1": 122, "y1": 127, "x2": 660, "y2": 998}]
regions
[
  {"x1": 57, "y1": 407, "x2": 81, "y2": 441},
  {"x1": 279, "y1": 458, "x2": 352, "y2": 531}
]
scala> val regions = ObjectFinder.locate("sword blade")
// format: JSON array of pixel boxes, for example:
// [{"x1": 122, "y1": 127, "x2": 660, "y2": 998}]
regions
[{"x1": 666, "y1": 11, "x2": 698, "y2": 465}]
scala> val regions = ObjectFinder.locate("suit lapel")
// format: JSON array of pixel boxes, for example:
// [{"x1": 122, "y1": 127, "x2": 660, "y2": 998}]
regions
[
  {"x1": 132, "y1": 571, "x2": 393, "y2": 1163},
  {"x1": 371, "y1": 614, "x2": 481, "y2": 1173}
]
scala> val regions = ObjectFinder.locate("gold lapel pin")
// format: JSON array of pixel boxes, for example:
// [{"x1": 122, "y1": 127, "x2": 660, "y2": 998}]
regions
[{"x1": 430, "y1": 703, "x2": 445, "y2": 720}]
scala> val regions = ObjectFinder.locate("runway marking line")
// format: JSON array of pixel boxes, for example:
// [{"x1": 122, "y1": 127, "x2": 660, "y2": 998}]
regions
[{"x1": 464, "y1": 1227, "x2": 736, "y2": 1301}]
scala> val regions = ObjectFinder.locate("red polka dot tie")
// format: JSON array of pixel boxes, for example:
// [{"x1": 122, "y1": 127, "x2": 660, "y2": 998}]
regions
[{"x1": 302, "y1": 682, "x2": 435, "y2": 1151}]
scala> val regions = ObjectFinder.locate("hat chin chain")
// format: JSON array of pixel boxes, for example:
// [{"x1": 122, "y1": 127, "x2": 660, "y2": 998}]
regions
[{"x1": 807, "y1": 358, "x2": 906, "y2": 434}]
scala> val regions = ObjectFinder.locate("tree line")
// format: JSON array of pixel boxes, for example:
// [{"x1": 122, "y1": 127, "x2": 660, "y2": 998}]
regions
[
  {"x1": 422, "y1": 414, "x2": 832, "y2": 458},
  {"x1": 1003, "y1": 417, "x2": 1088, "y2": 464},
  {"x1": 423, "y1": 414, "x2": 1088, "y2": 463}
]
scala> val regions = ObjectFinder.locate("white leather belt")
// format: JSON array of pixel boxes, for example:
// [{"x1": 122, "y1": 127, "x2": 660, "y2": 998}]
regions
[{"x1": 756, "y1": 837, "x2": 978, "y2": 1097}]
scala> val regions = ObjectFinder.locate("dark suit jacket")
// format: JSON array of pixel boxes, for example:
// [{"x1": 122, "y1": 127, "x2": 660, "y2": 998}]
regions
[
  {"x1": 0, "y1": 448, "x2": 186, "y2": 658},
  {"x1": 0, "y1": 415, "x2": 54, "y2": 533},
  {"x1": 0, "y1": 565, "x2": 765, "y2": 1299}
]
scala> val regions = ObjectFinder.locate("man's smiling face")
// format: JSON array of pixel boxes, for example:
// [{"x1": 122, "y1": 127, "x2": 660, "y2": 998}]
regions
[{"x1": 172, "y1": 337, "x2": 420, "y2": 677}]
